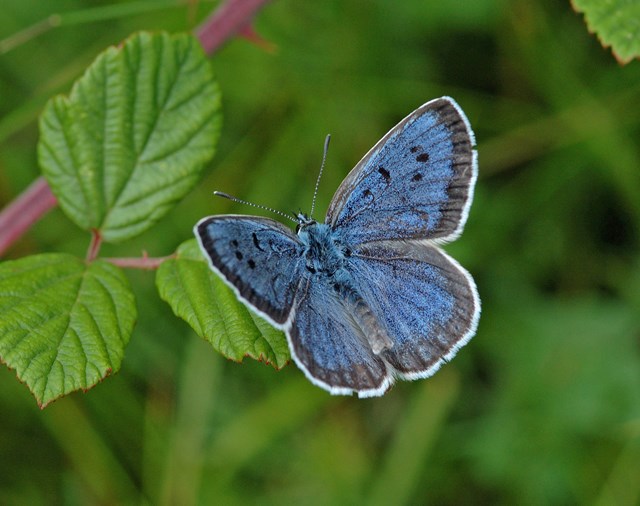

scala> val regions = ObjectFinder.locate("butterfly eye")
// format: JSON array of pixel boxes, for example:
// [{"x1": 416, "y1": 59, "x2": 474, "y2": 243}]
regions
[{"x1": 296, "y1": 224, "x2": 301, "y2": 233}]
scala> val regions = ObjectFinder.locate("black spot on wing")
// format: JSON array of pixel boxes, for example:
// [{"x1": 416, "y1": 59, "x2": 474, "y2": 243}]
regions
[
  {"x1": 411, "y1": 173, "x2": 423, "y2": 182},
  {"x1": 378, "y1": 166, "x2": 390, "y2": 181},
  {"x1": 410, "y1": 145, "x2": 421, "y2": 153},
  {"x1": 252, "y1": 232, "x2": 265, "y2": 251},
  {"x1": 416, "y1": 153, "x2": 429, "y2": 163},
  {"x1": 235, "y1": 251, "x2": 243, "y2": 260}
]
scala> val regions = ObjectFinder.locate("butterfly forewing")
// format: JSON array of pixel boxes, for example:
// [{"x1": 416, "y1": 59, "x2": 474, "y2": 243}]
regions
[
  {"x1": 195, "y1": 216, "x2": 305, "y2": 325},
  {"x1": 326, "y1": 97, "x2": 477, "y2": 245}
]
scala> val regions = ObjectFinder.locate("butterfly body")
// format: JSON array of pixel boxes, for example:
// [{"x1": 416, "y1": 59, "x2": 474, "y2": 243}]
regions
[
  {"x1": 298, "y1": 219, "x2": 394, "y2": 355},
  {"x1": 196, "y1": 97, "x2": 480, "y2": 397},
  {"x1": 298, "y1": 220, "x2": 347, "y2": 276}
]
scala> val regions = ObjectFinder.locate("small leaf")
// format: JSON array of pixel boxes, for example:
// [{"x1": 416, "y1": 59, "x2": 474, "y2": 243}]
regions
[
  {"x1": 156, "y1": 240, "x2": 290, "y2": 369},
  {"x1": 572, "y1": 0, "x2": 640, "y2": 64},
  {"x1": 38, "y1": 31, "x2": 222, "y2": 241},
  {"x1": 0, "y1": 254, "x2": 136, "y2": 407}
]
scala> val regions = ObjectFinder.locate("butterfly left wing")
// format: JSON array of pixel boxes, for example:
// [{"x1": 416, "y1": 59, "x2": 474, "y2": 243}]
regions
[
  {"x1": 326, "y1": 97, "x2": 477, "y2": 245},
  {"x1": 195, "y1": 216, "x2": 305, "y2": 325},
  {"x1": 346, "y1": 240, "x2": 480, "y2": 378},
  {"x1": 287, "y1": 276, "x2": 392, "y2": 397}
]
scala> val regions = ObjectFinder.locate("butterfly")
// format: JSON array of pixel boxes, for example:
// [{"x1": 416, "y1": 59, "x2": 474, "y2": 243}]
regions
[{"x1": 195, "y1": 96, "x2": 480, "y2": 397}]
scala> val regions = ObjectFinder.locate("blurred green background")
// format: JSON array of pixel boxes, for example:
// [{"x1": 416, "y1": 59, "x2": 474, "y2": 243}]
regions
[{"x1": 2, "y1": 0, "x2": 640, "y2": 504}]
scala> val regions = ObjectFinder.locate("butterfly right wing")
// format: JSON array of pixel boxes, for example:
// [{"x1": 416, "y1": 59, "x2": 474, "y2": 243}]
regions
[{"x1": 195, "y1": 215, "x2": 305, "y2": 326}]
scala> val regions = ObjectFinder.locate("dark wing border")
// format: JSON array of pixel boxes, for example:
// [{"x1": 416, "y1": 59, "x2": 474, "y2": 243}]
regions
[
  {"x1": 195, "y1": 215, "x2": 304, "y2": 327},
  {"x1": 326, "y1": 96, "x2": 478, "y2": 244}
]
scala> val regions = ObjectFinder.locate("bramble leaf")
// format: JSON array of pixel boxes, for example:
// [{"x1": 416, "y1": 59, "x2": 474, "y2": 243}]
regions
[
  {"x1": 572, "y1": 0, "x2": 640, "y2": 64},
  {"x1": 0, "y1": 254, "x2": 136, "y2": 407},
  {"x1": 38, "y1": 31, "x2": 222, "y2": 242},
  {"x1": 156, "y1": 240, "x2": 290, "y2": 369}
]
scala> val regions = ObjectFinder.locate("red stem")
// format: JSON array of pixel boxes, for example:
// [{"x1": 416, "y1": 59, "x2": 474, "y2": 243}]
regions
[
  {"x1": 86, "y1": 229, "x2": 102, "y2": 261},
  {"x1": 0, "y1": 0, "x2": 273, "y2": 258},
  {"x1": 0, "y1": 177, "x2": 57, "y2": 256},
  {"x1": 104, "y1": 253, "x2": 176, "y2": 270},
  {"x1": 195, "y1": 0, "x2": 273, "y2": 54}
]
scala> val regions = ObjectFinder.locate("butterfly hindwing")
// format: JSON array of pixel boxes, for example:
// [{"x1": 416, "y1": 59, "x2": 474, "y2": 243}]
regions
[
  {"x1": 346, "y1": 241, "x2": 479, "y2": 377},
  {"x1": 195, "y1": 216, "x2": 305, "y2": 325},
  {"x1": 326, "y1": 96, "x2": 477, "y2": 245},
  {"x1": 287, "y1": 276, "x2": 391, "y2": 397}
]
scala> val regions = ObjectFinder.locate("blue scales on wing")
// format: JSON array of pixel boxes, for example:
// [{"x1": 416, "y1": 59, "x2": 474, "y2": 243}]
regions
[
  {"x1": 288, "y1": 275, "x2": 391, "y2": 396},
  {"x1": 346, "y1": 241, "x2": 480, "y2": 378},
  {"x1": 326, "y1": 97, "x2": 477, "y2": 245},
  {"x1": 195, "y1": 216, "x2": 305, "y2": 325}
]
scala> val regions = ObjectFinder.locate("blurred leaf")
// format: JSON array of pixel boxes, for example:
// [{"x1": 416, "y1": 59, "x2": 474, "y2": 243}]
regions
[
  {"x1": 0, "y1": 254, "x2": 136, "y2": 408},
  {"x1": 38, "y1": 31, "x2": 222, "y2": 242},
  {"x1": 156, "y1": 239, "x2": 290, "y2": 369},
  {"x1": 572, "y1": 0, "x2": 640, "y2": 63},
  {"x1": 368, "y1": 369, "x2": 460, "y2": 506}
]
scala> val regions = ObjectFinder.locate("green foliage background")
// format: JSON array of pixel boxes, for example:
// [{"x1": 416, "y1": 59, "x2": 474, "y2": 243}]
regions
[{"x1": 1, "y1": 0, "x2": 639, "y2": 504}]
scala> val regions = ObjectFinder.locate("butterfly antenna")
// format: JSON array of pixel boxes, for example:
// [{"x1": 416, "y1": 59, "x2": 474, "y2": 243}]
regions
[
  {"x1": 310, "y1": 134, "x2": 331, "y2": 218},
  {"x1": 214, "y1": 191, "x2": 298, "y2": 224}
]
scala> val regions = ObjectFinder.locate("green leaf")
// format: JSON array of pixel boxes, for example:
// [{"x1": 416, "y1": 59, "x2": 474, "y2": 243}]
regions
[
  {"x1": 0, "y1": 254, "x2": 136, "y2": 408},
  {"x1": 156, "y1": 240, "x2": 290, "y2": 369},
  {"x1": 572, "y1": 0, "x2": 640, "y2": 63},
  {"x1": 38, "y1": 31, "x2": 222, "y2": 242}
]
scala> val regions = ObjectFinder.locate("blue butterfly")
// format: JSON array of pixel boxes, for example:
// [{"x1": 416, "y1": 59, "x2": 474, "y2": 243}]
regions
[{"x1": 195, "y1": 96, "x2": 480, "y2": 397}]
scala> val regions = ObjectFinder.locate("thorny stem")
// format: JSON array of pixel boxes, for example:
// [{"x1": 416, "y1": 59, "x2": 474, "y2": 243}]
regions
[
  {"x1": 0, "y1": 0, "x2": 274, "y2": 259},
  {"x1": 195, "y1": 0, "x2": 273, "y2": 54}
]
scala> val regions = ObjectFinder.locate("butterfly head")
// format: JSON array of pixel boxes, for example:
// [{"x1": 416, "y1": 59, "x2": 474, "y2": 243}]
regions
[{"x1": 295, "y1": 212, "x2": 317, "y2": 234}]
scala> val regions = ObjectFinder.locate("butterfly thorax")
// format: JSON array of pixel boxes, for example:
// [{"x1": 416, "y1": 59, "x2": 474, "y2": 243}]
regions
[{"x1": 297, "y1": 221, "x2": 347, "y2": 277}]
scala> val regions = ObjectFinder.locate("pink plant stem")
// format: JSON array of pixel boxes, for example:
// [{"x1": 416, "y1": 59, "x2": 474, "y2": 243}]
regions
[
  {"x1": 104, "y1": 253, "x2": 176, "y2": 270},
  {"x1": 195, "y1": 0, "x2": 273, "y2": 54},
  {"x1": 0, "y1": 177, "x2": 57, "y2": 256},
  {"x1": 0, "y1": 0, "x2": 273, "y2": 258},
  {"x1": 86, "y1": 229, "x2": 102, "y2": 261}
]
